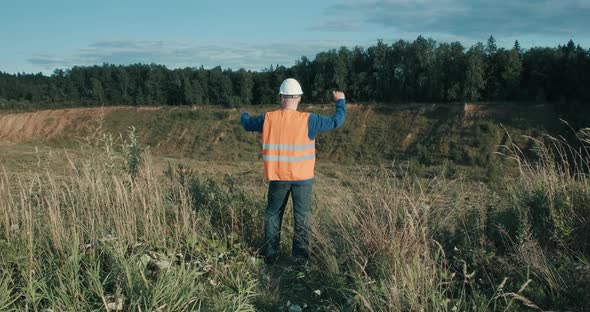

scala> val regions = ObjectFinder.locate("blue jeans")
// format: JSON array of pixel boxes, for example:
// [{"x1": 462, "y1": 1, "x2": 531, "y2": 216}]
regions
[{"x1": 263, "y1": 182, "x2": 313, "y2": 260}]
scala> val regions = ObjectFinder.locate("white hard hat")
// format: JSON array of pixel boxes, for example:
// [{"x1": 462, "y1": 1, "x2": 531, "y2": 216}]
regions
[{"x1": 279, "y1": 78, "x2": 303, "y2": 96}]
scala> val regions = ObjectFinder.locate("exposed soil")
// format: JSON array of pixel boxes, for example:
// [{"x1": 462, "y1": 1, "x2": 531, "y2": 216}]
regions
[{"x1": 0, "y1": 106, "x2": 158, "y2": 144}]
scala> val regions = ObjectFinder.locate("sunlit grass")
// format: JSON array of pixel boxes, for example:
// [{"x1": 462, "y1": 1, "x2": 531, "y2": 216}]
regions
[{"x1": 0, "y1": 126, "x2": 589, "y2": 310}]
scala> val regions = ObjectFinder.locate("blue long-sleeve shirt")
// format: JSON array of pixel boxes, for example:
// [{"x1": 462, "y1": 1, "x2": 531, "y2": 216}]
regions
[
  {"x1": 241, "y1": 99, "x2": 347, "y2": 184},
  {"x1": 241, "y1": 99, "x2": 346, "y2": 138}
]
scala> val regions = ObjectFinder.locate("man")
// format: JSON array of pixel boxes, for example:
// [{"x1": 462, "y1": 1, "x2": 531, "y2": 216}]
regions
[{"x1": 241, "y1": 78, "x2": 346, "y2": 264}]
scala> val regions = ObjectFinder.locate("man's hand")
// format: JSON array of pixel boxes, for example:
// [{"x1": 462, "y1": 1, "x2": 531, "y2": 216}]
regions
[{"x1": 333, "y1": 90, "x2": 345, "y2": 101}]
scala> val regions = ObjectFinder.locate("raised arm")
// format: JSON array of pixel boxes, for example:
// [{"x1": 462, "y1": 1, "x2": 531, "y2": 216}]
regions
[
  {"x1": 240, "y1": 109, "x2": 265, "y2": 132},
  {"x1": 307, "y1": 91, "x2": 347, "y2": 140}
]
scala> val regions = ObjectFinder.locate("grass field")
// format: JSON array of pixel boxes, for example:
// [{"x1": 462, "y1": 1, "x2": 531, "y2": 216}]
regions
[{"x1": 1, "y1": 104, "x2": 589, "y2": 311}]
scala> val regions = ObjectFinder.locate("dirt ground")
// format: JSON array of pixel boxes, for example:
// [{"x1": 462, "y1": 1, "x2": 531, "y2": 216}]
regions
[{"x1": 0, "y1": 106, "x2": 159, "y2": 143}]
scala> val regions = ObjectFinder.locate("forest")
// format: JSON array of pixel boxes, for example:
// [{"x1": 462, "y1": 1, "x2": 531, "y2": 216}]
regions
[{"x1": 1, "y1": 35, "x2": 589, "y2": 124}]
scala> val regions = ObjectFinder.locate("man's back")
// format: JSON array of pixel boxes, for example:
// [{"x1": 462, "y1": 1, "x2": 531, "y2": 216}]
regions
[
  {"x1": 240, "y1": 79, "x2": 346, "y2": 264},
  {"x1": 262, "y1": 110, "x2": 315, "y2": 181}
]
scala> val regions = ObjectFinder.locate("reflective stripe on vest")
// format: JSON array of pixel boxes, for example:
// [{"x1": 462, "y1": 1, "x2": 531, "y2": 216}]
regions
[
  {"x1": 262, "y1": 154, "x2": 315, "y2": 162},
  {"x1": 262, "y1": 143, "x2": 315, "y2": 151},
  {"x1": 261, "y1": 110, "x2": 316, "y2": 181}
]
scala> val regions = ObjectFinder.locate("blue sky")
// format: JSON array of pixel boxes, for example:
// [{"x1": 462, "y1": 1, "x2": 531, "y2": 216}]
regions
[{"x1": 1, "y1": 0, "x2": 589, "y2": 74}]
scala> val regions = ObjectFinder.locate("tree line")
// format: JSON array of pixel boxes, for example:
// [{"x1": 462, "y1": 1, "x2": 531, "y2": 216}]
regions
[{"x1": 1, "y1": 35, "x2": 589, "y2": 121}]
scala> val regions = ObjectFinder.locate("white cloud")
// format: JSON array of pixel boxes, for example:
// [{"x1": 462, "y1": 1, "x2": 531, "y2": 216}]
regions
[
  {"x1": 27, "y1": 39, "x2": 375, "y2": 72},
  {"x1": 314, "y1": 0, "x2": 590, "y2": 42}
]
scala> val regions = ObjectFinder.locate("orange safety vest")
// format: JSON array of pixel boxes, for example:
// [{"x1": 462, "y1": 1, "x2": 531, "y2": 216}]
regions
[{"x1": 261, "y1": 110, "x2": 315, "y2": 181}]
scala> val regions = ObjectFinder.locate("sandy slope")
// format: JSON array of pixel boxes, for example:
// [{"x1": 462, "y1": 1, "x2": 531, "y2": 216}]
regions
[{"x1": 0, "y1": 106, "x2": 158, "y2": 143}]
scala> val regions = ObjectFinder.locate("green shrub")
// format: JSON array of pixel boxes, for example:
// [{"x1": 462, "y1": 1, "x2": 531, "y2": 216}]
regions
[
  {"x1": 475, "y1": 148, "x2": 490, "y2": 167},
  {"x1": 496, "y1": 128, "x2": 590, "y2": 309},
  {"x1": 514, "y1": 182, "x2": 589, "y2": 253},
  {"x1": 186, "y1": 174, "x2": 265, "y2": 248},
  {"x1": 449, "y1": 144, "x2": 464, "y2": 163},
  {"x1": 485, "y1": 163, "x2": 501, "y2": 184},
  {"x1": 415, "y1": 142, "x2": 433, "y2": 165},
  {"x1": 212, "y1": 110, "x2": 230, "y2": 120},
  {"x1": 169, "y1": 109, "x2": 203, "y2": 120},
  {"x1": 124, "y1": 126, "x2": 143, "y2": 178}
]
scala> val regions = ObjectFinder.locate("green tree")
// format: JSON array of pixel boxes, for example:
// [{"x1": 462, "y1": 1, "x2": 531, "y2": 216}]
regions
[
  {"x1": 208, "y1": 67, "x2": 234, "y2": 107},
  {"x1": 514, "y1": 40, "x2": 522, "y2": 57},
  {"x1": 499, "y1": 48, "x2": 523, "y2": 99},
  {"x1": 1, "y1": 36, "x2": 589, "y2": 117},
  {"x1": 118, "y1": 67, "x2": 131, "y2": 104},
  {"x1": 349, "y1": 46, "x2": 370, "y2": 101},
  {"x1": 90, "y1": 78, "x2": 104, "y2": 104},
  {"x1": 485, "y1": 35, "x2": 500, "y2": 99},
  {"x1": 183, "y1": 76, "x2": 196, "y2": 104},
  {"x1": 253, "y1": 71, "x2": 274, "y2": 104},
  {"x1": 334, "y1": 47, "x2": 351, "y2": 92},
  {"x1": 237, "y1": 70, "x2": 254, "y2": 105},
  {"x1": 367, "y1": 40, "x2": 388, "y2": 101},
  {"x1": 411, "y1": 36, "x2": 437, "y2": 101},
  {"x1": 292, "y1": 56, "x2": 313, "y2": 102},
  {"x1": 311, "y1": 50, "x2": 339, "y2": 103},
  {"x1": 389, "y1": 40, "x2": 410, "y2": 101},
  {"x1": 434, "y1": 42, "x2": 465, "y2": 101},
  {"x1": 145, "y1": 65, "x2": 167, "y2": 105},
  {"x1": 485, "y1": 35, "x2": 497, "y2": 56},
  {"x1": 463, "y1": 42, "x2": 486, "y2": 101}
]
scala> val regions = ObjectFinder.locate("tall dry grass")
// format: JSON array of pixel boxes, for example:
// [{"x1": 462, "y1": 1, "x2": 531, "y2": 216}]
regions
[
  {"x1": 0, "y1": 132, "x2": 261, "y2": 311},
  {"x1": 0, "y1": 150, "x2": 195, "y2": 254},
  {"x1": 502, "y1": 126, "x2": 590, "y2": 254},
  {"x1": 307, "y1": 164, "x2": 511, "y2": 311},
  {"x1": 497, "y1": 125, "x2": 590, "y2": 306},
  {"x1": 1, "y1": 126, "x2": 589, "y2": 310}
]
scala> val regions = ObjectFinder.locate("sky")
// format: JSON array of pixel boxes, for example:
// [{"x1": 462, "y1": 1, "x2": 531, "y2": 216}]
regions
[{"x1": 1, "y1": 0, "x2": 589, "y2": 75}]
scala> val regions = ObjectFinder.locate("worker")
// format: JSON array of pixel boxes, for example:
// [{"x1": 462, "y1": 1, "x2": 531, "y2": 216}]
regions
[{"x1": 241, "y1": 78, "x2": 346, "y2": 264}]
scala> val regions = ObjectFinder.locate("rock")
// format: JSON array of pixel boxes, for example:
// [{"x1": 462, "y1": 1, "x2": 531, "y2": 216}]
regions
[
  {"x1": 140, "y1": 254, "x2": 151, "y2": 267},
  {"x1": 155, "y1": 260, "x2": 171, "y2": 270},
  {"x1": 106, "y1": 297, "x2": 124, "y2": 311},
  {"x1": 288, "y1": 304, "x2": 303, "y2": 312}
]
